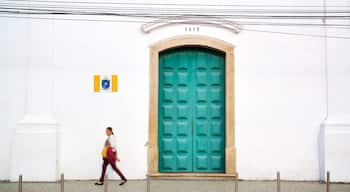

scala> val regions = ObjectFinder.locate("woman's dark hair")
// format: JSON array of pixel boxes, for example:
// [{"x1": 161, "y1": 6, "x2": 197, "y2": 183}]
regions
[{"x1": 106, "y1": 127, "x2": 114, "y2": 135}]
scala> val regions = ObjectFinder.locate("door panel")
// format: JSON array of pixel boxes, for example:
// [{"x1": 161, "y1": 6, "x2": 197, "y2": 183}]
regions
[
  {"x1": 158, "y1": 47, "x2": 225, "y2": 173},
  {"x1": 193, "y1": 50, "x2": 225, "y2": 173},
  {"x1": 159, "y1": 51, "x2": 194, "y2": 172}
]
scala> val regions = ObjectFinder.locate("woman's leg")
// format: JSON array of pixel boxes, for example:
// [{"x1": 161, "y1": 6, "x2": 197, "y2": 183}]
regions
[
  {"x1": 109, "y1": 161, "x2": 127, "y2": 181},
  {"x1": 99, "y1": 158, "x2": 109, "y2": 182}
]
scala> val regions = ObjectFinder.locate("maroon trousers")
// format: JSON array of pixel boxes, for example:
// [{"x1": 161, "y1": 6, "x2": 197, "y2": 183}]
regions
[
  {"x1": 99, "y1": 158, "x2": 127, "y2": 182},
  {"x1": 99, "y1": 148, "x2": 126, "y2": 182}
]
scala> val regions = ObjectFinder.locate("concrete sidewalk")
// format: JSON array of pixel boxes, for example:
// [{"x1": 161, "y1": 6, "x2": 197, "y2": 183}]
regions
[{"x1": 1, "y1": 180, "x2": 350, "y2": 192}]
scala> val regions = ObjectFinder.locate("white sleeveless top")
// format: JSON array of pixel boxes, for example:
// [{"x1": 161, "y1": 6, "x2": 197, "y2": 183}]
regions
[{"x1": 107, "y1": 135, "x2": 117, "y2": 149}]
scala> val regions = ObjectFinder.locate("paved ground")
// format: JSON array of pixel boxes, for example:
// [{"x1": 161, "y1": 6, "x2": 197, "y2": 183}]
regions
[{"x1": 0, "y1": 180, "x2": 350, "y2": 192}]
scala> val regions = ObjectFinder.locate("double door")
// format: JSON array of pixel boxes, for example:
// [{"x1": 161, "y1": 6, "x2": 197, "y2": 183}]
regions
[{"x1": 158, "y1": 47, "x2": 226, "y2": 173}]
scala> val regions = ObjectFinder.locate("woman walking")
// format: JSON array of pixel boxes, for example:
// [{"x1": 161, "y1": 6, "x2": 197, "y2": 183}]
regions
[{"x1": 95, "y1": 127, "x2": 127, "y2": 186}]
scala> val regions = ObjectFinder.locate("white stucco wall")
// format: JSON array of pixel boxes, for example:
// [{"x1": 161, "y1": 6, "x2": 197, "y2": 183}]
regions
[{"x1": 0, "y1": 0, "x2": 350, "y2": 182}]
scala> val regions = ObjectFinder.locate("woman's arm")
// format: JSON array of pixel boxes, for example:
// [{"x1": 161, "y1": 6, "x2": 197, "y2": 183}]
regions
[
  {"x1": 115, "y1": 149, "x2": 120, "y2": 162},
  {"x1": 110, "y1": 136, "x2": 120, "y2": 161},
  {"x1": 110, "y1": 135, "x2": 117, "y2": 149}
]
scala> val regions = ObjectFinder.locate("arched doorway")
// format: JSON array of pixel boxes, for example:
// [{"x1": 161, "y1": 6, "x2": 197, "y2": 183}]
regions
[
  {"x1": 158, "y1": 47, "x2": 226, "y2": 173},
  {"x1": 148, "y1": 36, "x2": 235, "y2": 178}
]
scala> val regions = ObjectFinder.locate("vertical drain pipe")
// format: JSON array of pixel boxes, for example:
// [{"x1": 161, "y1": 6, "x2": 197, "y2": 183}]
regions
[
  {"x1": 60, "y1": 173, "x2": 64, "y2": 192},
  {"x1": 147, "y1": 174, "x2": 150, "y2": 192},
  {"x1": 326, "y1": 171, "x2": 330, "y2": 192},
  {"x1": 18, "y1": 175, "x2": 23, "y2": 192},
  {"x1": 234, "y1": 172, "x2": 239, "y2": 192},
  {"x1": 277, "y1": 171, "x2": 280, "y2": 192}
]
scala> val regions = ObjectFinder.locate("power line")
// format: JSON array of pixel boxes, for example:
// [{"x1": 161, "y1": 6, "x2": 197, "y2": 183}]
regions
[
  {"x1": 1, "y1": 3, "x2": 350, "y2": 14},
  {"x1": 1, "y1": 0, "x2": 350, "y2": 39},
  {"x1": 4, "y1": 0, "x2": 350, "y2": 8},
  {"x1": 2, "y1": 12, "x2": 349, "y2": 29},
  {"x1": 1, "y1": 1, "x2": 350, "y2": 23},
  {"x1": 1, "y1": 14, "x2": 350, "y2": 39},
  {"x1": 1, "y1": 7, "x2": 350, "y2": 20},
  {"x1": 1, "y1": 1, "x2": 350, "y2": 15},
  {"x1": 239, "y1": 22, "x2": 350, "y2": 29},
  {"x1": 243, "y1": 28, "x2": 350, "y2": 39},
  {"x1": 2, "y1": 9, "x2": 350, "y2": 28},
  {"x1": 1, "y1": 4, "x2": 350, "y2": 30}
]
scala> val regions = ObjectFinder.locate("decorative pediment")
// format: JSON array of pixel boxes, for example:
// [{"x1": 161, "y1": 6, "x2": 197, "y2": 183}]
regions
[{"x1": 141, "y1": 17, "x2": 241, "y2": 34}]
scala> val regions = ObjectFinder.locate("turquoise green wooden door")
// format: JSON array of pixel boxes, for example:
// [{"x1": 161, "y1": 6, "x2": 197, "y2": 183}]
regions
[
  {"x1": 158, "y1": 47, "x2": 225, "y2": 173},
  {"x1": 158, "y1": 49, "x2": 194, "y2": 172}
]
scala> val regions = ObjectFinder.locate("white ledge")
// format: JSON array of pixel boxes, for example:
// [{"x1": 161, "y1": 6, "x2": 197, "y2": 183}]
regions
[
  {"x1": 323, "y1": 116, "x2": 350, "y2": 127},
  {"x1": 17, "y1": 114, "x2": 57, "y2": 125}
]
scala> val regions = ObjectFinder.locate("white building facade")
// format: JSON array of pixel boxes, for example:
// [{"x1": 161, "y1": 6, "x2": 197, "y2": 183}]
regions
[{"x1": 1, "y1": 0, "x2": 350, "y2": 182}]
